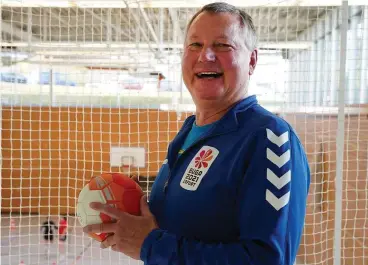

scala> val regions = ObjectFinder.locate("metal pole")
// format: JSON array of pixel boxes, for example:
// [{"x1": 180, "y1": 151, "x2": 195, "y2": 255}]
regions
[
  {"x1": 360, "y1": 6, "x2": 368, "y2": 103},
  {"x1": 330, "y1": 9, "x2": 339, "y2": 106},
  {"x1": 334, "y1": 1, "x2": 348, "y2": 265}
]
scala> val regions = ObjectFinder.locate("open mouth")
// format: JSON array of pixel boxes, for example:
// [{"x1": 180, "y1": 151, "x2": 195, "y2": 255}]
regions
[{"x1": 195, "y1": 72, "x2": 224, "y2": 79}]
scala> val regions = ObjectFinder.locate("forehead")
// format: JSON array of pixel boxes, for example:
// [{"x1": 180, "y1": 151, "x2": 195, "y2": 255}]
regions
[{"x1": 187, "y1": 11, "x2": 243, "y2": 39}]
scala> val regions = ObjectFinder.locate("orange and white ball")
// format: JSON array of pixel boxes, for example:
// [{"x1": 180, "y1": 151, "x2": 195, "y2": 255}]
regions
[{"x1": 76, "y1": 172, "x2": 143, "y2": 241}]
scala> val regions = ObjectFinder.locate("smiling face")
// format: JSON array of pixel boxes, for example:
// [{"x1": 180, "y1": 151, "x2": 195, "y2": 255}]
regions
[{"x1": 182, "y1": 11, "x2": 257, "y2": 107}]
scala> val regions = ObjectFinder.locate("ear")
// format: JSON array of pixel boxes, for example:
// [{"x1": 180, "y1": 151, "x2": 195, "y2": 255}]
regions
[{"x1": 249, "y1": 49, "x2": 258, "y2": 76}]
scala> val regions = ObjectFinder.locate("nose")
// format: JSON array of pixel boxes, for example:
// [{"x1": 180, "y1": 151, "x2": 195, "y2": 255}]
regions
[{"x1": 198, "y1": 47, "x2": 216, "y2": 62}]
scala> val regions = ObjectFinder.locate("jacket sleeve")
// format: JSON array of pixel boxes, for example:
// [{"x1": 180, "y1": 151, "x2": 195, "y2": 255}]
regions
[{"x1": 140, "y1": 124, "x2": 310, "y2": 265}]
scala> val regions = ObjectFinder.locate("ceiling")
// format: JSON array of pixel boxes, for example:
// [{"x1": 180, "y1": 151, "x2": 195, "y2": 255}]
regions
[{"x1": 0, "y1": 2, "x2": 335, "y2": 71}]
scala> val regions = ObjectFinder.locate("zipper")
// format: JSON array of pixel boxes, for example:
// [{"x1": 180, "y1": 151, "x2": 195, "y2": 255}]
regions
[
  {"x1": 162, "y1": 99, "x2": 255, "y2": 193},
  {"x1": 163, "y1": 157, "x2": 180, "y2": 193}
]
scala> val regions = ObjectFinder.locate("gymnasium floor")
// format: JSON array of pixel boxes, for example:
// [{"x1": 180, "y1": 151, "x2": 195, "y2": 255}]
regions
[
  {"x1": 1, "y1": 215, "x2": 309, "y2": 265},
  {"x1": 1, "y1": 215, "x2": 143, "y2": 265}
]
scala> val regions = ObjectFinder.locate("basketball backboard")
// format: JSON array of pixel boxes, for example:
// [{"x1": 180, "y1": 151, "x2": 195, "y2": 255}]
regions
[{"x1": 110, "y1": 146, "x2": 145, "y2": 168}]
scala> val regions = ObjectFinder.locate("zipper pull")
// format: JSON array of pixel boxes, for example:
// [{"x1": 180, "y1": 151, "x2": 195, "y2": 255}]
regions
[{"x1": 163, "y1": 180, "x2": 168, "y2": 193}]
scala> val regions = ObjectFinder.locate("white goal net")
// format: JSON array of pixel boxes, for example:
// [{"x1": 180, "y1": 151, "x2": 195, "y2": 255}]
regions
[{"x1": 0, "y1": 1, "x2": 367, "y2": 265}]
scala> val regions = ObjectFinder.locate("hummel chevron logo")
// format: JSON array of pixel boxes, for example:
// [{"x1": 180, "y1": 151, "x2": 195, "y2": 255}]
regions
[
  {"x1": 266, "y1": 148, "x2": 290, "y2": 168},
  {"x1": 266, "y1": 129, "x2": 289, "y2": 147},
  {"x1": 266, "y1": 189, "x2": 290, "y2": 211},
  {"x1": 267, "y1": 169, "x2": 291, "y2": 189}
]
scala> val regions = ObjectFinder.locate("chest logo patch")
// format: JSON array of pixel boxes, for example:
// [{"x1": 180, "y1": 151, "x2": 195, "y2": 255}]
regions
[{"x1": 180, "y1": 146, "x2": 219, "y2": 191}]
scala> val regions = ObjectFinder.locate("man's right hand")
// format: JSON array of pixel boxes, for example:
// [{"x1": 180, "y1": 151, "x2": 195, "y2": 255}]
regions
[{"x1": 99, "y1": 174, "x2": 144, "y2": 250}]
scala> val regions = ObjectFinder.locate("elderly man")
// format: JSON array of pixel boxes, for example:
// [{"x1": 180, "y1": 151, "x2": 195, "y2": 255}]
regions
[{"x1": 84, "y1": 2, "x2": 310, "y2": 265}]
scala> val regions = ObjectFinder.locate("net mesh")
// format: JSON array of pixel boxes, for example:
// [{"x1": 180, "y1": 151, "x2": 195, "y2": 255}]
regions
[{"x1": 0, "y1": 1, "x2": 367, "y2": 265}]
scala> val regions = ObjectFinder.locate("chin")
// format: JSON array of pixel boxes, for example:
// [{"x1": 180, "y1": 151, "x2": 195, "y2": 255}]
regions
[{"x1": 195, "y1": 92, "x2": 224, "y2": 101}]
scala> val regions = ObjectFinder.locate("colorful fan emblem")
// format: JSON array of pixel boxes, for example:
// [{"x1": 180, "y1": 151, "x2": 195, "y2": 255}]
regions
[{"x1": 194, "y1": 149, "x2": 213, "y2": 169}]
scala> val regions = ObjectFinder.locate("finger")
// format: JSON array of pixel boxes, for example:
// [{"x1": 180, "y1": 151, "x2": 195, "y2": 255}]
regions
[
  {"x1": 83, "y1": 222, "x2": 116, "y2": 234},
  {"x1": 89, "y1": 202, "x2": 123, "y2": 220},
  {"x1": 140, "y1": 195, "x2": 153, "y2": 217},
  {"x1": 90, "y1": 202, "x2": 135, "y2": 224},
  {"x1": 100, "y1": 234, "x2": 115, "y2": 249}
]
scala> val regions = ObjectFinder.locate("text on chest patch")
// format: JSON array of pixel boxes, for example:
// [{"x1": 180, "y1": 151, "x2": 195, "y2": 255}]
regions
[{"x1": 180, "y1": 146, "x2": 219, "y2": 191}]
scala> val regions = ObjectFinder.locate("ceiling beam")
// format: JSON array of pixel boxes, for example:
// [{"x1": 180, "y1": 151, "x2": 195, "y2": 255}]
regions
[
  {"x1": 121, "y1": 0, "x2": 165, "y2": 63},
  {"x1": 135, "y1": 1, "x2": 160, "y2": 45},
  {"x1": 168, "y1": 8, "x2": 183, "y2": 44},
  {"x1": 27, "y1": 60, "x2": 154, "y2": 69},
  {"x1": 119, "y1": 3, "x2": 152, "y2": 45},
  {"x1": 28, "y1": 56, "x2": 154, "y2": 65},
  {"x1": 1, "y1": 21, "x2": 40, "y2": 42},
  {"x1": 84, "y1": 8, "x2": 132, "y2": 40},
  {"x1": 44, "y1": 8, "x2": 70, "y2": 27}
]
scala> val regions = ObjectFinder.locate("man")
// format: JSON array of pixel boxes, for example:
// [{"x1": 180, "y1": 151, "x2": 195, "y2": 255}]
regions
[
  {"x1": 83, "y1": 2, "x2": 310, "y2": 265},
  {"x1": 41, "y1": 217, "x2": 58, "y2": 243},
  {"x1": 41, "y1": 217, "x2": 58, "y2": 256}
]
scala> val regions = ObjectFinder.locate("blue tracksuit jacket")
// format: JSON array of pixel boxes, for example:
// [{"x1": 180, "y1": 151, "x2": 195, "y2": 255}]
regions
[{"x1": 141, "y1": 95, "x2": 310, "y2": 265}]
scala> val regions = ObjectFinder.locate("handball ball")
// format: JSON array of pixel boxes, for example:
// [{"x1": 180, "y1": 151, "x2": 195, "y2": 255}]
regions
[{"x1": 76, "y1": 172, "x2": 143, "y2": 242}]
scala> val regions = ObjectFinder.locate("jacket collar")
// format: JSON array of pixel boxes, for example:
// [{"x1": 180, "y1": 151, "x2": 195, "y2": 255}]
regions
[
  {"x1": 183, "y1": 95, "x2": 258, "y2": 135},
  {"x1": 167, "y1": 96, "x2": 258, "y2": 166}
]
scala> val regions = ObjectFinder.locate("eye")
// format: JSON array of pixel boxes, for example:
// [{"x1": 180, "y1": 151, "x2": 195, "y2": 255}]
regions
[
  {"x1": 214, "y1": 43, "x2": 233, "y2": 51},
  {"x1": 187, "y1": 42, "x2": 202, "y2": 51},
  {"x1": 188, "y1": 42, "x2": 201, "y2": 47}
]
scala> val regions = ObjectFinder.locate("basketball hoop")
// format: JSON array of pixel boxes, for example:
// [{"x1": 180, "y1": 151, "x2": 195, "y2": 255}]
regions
[
  {"x1": 121, "y1": 156, "x2": 135, "y2": 176},
  {"x1": 122, "y1": 164, "x2": 131, "y2": 175}
]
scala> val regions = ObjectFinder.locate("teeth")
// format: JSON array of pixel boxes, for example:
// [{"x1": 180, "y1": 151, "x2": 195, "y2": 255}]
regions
[
  {"x1": 198, "y1": 72, "x2": 219, "y2": 75},
  {"x1": 200, "y1": 72, "x2": 218, "y2": 75}
]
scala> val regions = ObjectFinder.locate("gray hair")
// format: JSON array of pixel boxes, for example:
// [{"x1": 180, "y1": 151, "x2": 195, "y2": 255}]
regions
[{"x1": 185, "y1": 2, "x2": 258, "y2": 51}]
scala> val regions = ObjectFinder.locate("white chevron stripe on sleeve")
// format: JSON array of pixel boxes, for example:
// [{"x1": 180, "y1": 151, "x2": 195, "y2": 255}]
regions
[
  {"x1": 267, "y1": 169, "x2": 291, "y2": 189},
  {"x1": 266, "y1": 129, "x2": 289, "y2": 147},
  {"x1": 266, "y1": 189, "x2": 290, "y2": 211},
  {"x1": 266, "y1": 148, "x2": 290, "y2": 168}
]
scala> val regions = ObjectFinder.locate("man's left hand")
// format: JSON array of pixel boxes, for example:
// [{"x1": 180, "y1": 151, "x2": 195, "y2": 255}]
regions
[{"x1": 83, "y1": 195, "x2": 158, "y2": 260}]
